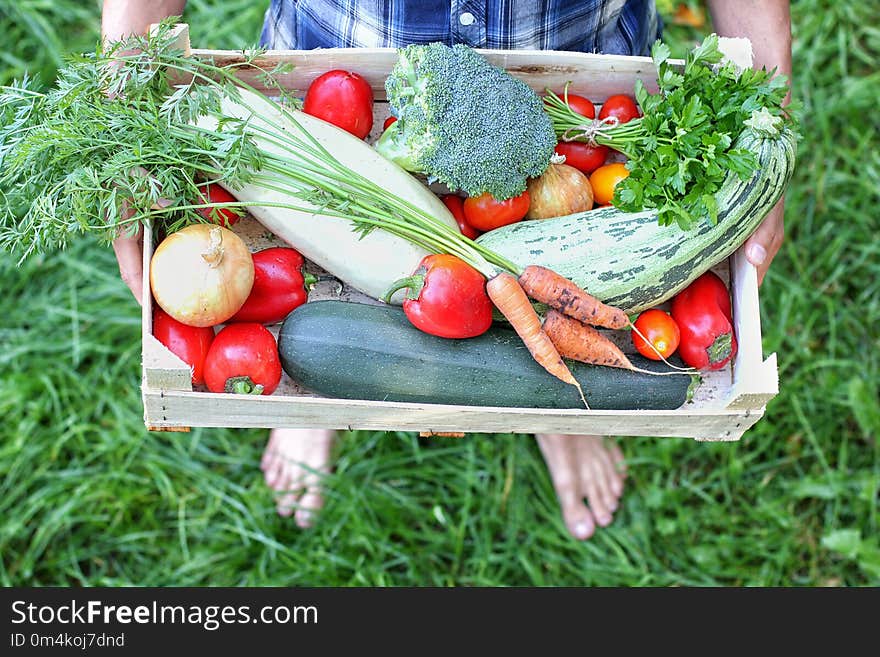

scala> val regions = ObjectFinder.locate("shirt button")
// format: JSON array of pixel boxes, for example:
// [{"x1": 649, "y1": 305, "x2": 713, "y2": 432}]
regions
[{"x1": 459, "y1": 12, "x2": 475, "y2": 26}]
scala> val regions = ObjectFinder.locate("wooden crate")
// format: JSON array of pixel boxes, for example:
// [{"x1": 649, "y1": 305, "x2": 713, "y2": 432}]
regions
[{"x1": 141, "y1": 31, "x2": 778, "y2": 440}]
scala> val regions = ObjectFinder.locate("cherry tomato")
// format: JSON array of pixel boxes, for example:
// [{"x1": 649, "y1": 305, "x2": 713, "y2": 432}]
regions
[
  {"x1": 203, "y1": 323, "x2": 282, "y2": 395},
  {"x1": 196, "y1": 183, "x2": 241, "y2": 227},
  {"x1": 564, "y1": 93, "x2": 596, "y2": 119},
  {"x1": 441, "y1": 194, "x2": 481, "y2": 240},
  {"x1": 632, "y1": 309, "x2": 681, "y2": 361},
  {"x1": 462, "y1": 190, "x2": 530, "y2": 232},
  {"x1": 598, "y1": 94, "x2": 640, "y2": 124},
  {"x1": 554, "y1": 141, "x2": 610, "y2": 174},
  {"x1": 303, "y1": 70, "x2": 374, "y2": 139},
  {"x1": 383, "y1": 115, "x2": 397, "y2": 131},
  {"x1": 152, "y1": 306, "x2": 215, "y2": 385},
  {"x1": 589, "y1": 162, "x2": 630, "y2": 206}
]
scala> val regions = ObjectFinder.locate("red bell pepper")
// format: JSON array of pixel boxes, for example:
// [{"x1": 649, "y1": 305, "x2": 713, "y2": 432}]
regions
[
  {"x1": 152, "y1": 306, "x2": 215, "y2": 385},
  {"x1": 228, "y1": 247, "x2": 316, "y2": 325},
  {"x1": 671, "y1": 271, "x2": 738, "y2": 371},
  {"x1": 203, "y1": 323, "x2": 282, "y2": 395},
  {"x1": 196, "y1": 183, "x2": 243, "y2": 227},
  {"x1": 383, "y1": 254, "x2": 493, "y2": 339}
]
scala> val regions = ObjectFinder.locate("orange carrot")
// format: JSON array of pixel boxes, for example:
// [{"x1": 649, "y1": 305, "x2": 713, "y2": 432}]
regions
[
  {"x1": 518, "y1": 264, "x2": 629, "y2": 329},
  {"x1": 542, "y1": 310, "x2": 635, "y2": 369},
  {"x1": 543, "y1": 310, "x2": 691, "y2": 377},
  {"x1": 486, "y1": 272, "x2": 588, "y2": 407}
]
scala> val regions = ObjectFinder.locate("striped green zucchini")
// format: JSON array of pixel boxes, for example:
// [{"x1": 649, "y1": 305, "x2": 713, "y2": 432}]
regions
[{"x1": 477, "y1": 125, "x2": 797, "y2": 313}]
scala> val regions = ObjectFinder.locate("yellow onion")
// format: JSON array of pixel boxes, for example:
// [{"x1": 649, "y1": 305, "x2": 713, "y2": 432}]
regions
[
  {"x1": 150, "y1": 224, "x2": 254, "y2": 327},
  {"x1": 525, "y1": 162, "x2": 594, "y2": 220}
]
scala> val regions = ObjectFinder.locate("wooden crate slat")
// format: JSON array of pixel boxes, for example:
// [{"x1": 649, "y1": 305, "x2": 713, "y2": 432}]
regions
[
  {"x1": 190, "y1": 47, "x2": 668, "y2": 101},
  {"x1": 144, "y1": 388, "x2": 763, "y2": 440}
]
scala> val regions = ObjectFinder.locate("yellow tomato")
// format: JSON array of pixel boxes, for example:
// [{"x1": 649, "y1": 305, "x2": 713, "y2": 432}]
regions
[{"x1": 589, "y1": 162, "x2": 630, "y2": 206}]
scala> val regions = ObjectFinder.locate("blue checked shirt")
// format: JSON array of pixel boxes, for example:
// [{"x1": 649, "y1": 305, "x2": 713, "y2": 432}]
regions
[{"x1": 260, "y1": 1, "x2": 661, "y2": 56}]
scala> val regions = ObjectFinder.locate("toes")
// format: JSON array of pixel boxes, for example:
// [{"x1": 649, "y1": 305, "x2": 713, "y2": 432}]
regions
[
  {"x1": 275, "y1": 489, "x2": 299, "y2": 518},
  {"x1": 593, "y1": 443, "x2": 625, "y2": 507},
  {"x1": 609, "y1": 442, "x2": 628, "y2": 480},
  {"x1": 583, "y1": 478, "x2": 613, "y2": 527},
  {"x1": 260, "y1": 435, "x2": 278, "y2": 472},
  {"x1": 557, "y1": 481, "x2": 596, "y2": 540},
  {"x1": 263, "y1": 457, "x2": 286, "y2": 490},
  {"x1": 263, "y1": 429, "x2": 335, "y2": 525},
  {"x1": 295, "y1": 487, "x2": 325, "y2": 529},
  {"x1": 584, "y1": 455, "x2": 618, "y2": 514},
  {"x1": 569, "y1": 512, "x2": 596, "y2": 541},
  {"x1": 540, "y1": 458, "x2": 597, "y2": 540}
]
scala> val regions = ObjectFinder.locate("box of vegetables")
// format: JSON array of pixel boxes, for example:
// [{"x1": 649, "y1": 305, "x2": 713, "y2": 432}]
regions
[{"x1": 0, "y1": 22, "x2": 797, "y2": 440}]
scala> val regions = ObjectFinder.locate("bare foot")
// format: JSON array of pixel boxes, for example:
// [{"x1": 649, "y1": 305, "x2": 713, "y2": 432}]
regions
[
  {"x1": 260, "y1": 428, "x2": 336, "y2": 528},
  {"x1": 536, "y1": 434, "x2": 627, "y2": 540}
]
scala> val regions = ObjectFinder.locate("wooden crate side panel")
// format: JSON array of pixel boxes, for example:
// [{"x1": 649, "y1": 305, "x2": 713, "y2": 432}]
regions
[
  {"x1": 141, "y1": 224, "x2": 193, "y2": 394},
  {"x1": 726, "y1": 247, "x2": 778, "y2": 410},
  {"x1": 190, "y1": 47, "x2": 668, "y2": 100},
  {"x1": 144, "y1": 389, "x2": 762, "y2": 440}
]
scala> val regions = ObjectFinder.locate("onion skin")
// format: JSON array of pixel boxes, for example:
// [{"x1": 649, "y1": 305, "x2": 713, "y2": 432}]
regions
[
  {"x1": 525, "y1": 163, "x2": 594, "y2": 220},
  {"x1": 150, "y1": 224, "x2": 254, "y2": 327}
]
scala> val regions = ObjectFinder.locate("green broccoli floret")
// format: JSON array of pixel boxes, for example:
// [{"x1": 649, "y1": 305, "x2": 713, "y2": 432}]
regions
[{"x1": 375, "y1": 42, "x2": 556, "y2": 201}]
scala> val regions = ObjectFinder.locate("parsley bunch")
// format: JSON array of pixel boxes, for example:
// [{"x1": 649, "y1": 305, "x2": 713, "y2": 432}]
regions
[{"x1": 544, "y1": 34, "x2": 797, "y2": 229}]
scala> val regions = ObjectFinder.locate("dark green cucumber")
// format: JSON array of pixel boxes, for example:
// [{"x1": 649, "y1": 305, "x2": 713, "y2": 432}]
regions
[{"x1": 279, "y1": 301, "x2": 696, "y2": 410}]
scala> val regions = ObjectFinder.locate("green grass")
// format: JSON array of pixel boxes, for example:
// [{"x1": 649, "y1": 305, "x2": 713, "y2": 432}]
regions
[{"x1": 1, "y1": 0, "x2": 878, "y2": 586}]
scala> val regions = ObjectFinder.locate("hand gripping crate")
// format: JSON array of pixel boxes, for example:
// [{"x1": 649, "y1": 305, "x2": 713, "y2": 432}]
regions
[{"x1": 141, "y1": 26, "x2": 778, "y2": 440}]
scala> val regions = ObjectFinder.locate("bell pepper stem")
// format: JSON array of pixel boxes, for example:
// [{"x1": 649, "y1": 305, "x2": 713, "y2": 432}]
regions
[
  {"x1": 224, "y1": 376, "x2": 265, "y2": 395},
  {"x1": 302, "y1": 272, "x2": 318, "y2": 290},
  {"x1": 381, "y1": 273, "x2": 425, "y2": 304}
]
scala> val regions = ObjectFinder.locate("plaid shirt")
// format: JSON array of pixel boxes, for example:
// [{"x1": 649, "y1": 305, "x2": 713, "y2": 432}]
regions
[{"x1": 260, "y1": 1, "x2": 660, "y2": 56}]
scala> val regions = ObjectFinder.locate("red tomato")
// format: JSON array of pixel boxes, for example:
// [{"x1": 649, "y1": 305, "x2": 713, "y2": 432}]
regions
[
  {"x1": 554, "y1": 141, "x2": 610, "y2": 174},
  {"x1": 196, "y1": 183, "x2": 241, "y2": 227},
  {"x1": 462, "y1": 191, "x2": 530, "y2": 232},
  {"x1": 387, "y1": 254, "x2": 493, "y2": 339},
  {"x1": 383, "y1": 115, "x2": 397, "y2": 131},
  {"x1": 632, "y1": 309, "x2": 681, "y2": 361},
  {"x1": 564, "y1": 93, "x2": 596, "y2": 119},
  {"x1": 303, "y1": 70, "x2": 374, "y2": 139},
  {"x1": 228, "y1": 247, "x2": 313, "y2": 325},
  {"x1": 203, "y1": 323, "x2": 282, "y2": 395},
  {"x1": 598, "y1": 94, "x2": 640, "y2": 124},
  {"x1": 152, "y1": 306, "x2": 215, "y2": 385},
  {"x1": 441, "y1": 194, "x2": 481, "y2": 240}
]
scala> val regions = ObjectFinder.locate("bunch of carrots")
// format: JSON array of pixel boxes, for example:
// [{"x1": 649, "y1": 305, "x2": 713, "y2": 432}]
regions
[{"x1": 483, "y1": 264, "x2": 674, "y2": 408}]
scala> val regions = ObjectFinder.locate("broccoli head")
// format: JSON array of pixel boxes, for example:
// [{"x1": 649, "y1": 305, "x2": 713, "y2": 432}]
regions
[{"x1": 375, "y1": 42, "x2": 556, "y2": 201}]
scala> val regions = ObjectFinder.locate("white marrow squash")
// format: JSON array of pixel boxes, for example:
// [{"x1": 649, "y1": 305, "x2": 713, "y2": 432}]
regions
[{"x1": 195, "y1": 88, "x2": 458, "y2": 302}]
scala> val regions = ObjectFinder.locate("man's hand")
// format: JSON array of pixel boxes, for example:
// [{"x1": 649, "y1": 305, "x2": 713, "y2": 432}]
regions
[
  {"x1": 707, "y1": 0, "x2": 792, "y2": 285},
  {"x1": 744, "y1": 198, "x2": 785, "y2": 286},
  {"x1": 102, "y1": 0, "x2": 186, "y2": 303},
  {"x1": 113, "y1": 228, "x2": 145, "y2": 304}
]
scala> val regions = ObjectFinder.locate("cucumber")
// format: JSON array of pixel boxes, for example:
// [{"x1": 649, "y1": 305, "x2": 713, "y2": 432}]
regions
[
  {"x1": 477, "y1": 125, "x2": 797, "y2": 313},
  {"x1": 278, "y1": 301, "x2": 696, "y2": 410}
]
